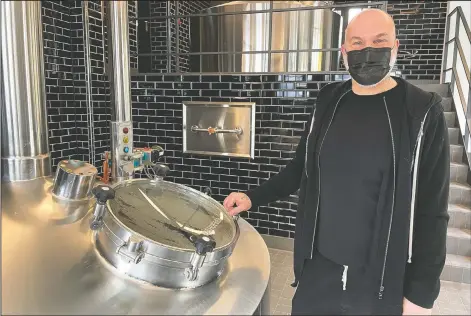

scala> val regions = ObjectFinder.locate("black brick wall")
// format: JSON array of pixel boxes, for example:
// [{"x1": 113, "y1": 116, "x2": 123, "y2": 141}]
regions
[
  {"x1": 43, "y1": 0, "x2": 86, "y2": 168},
  {"x1": 387, "y1": 0, "x2": 448, "y2": 81}
]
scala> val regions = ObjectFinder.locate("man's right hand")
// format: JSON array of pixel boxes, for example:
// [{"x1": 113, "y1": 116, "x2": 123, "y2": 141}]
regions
[{"x1": 223, "y1": 192, "x2": 252, "y2": 216}]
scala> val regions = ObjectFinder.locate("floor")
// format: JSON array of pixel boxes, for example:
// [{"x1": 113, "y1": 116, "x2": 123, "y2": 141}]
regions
[{"x1": 268, "y1": 248, "x2": 471, "y2": 315}]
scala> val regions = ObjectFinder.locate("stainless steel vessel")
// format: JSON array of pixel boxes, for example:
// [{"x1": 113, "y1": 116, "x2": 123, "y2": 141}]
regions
[
  {"x1": 2, "y1": 177, "x2": 270, "y2": 315},
  {"x1": 191, "y1": 0, "x2": 342, "y2": 72},
  {"x1": 90, "y1": 178, "x2": 240, "y2": 289}
]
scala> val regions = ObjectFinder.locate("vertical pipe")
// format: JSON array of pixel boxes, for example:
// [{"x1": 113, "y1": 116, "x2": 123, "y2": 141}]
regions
[
  {"x1": 101, "y1": 0, "x2": 107, "y2": 76},
  {"x1": 267, "y1": 1, "x2": 273, "y2": 72},
  {"x1": 167, "y1": 1, "x2": 172, "y2": 73},
  {"x1": 108, "y1": 1, "x2": 132, "y2": 122},
  {"x1": 83, "y1": 1, "x2": 96, "y2": 166},
  {"x1": 107, "y1": 0, "x2": 133, "y2": 182},
  {"x1": 1, "y1": 1, "x2": 51, "y2": 182},
  {"x1": 175, "y1": 1, "x2": 180, "y2": 72}
]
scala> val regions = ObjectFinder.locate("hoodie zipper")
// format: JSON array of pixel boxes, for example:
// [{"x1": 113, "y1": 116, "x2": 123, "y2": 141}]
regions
[
  {"x1": 378, "y1": 99, "x2": 432, "y2": 299},
  {"x1": 379, "y1": 97, "x2": 396, "y2": 299},
  {"x1": 307, "y1": 89, "x2": 351, "y2": 259}
]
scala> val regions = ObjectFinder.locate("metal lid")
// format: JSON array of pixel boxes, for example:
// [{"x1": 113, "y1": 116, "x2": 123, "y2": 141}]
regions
[{"x1": 107, "y1": 179, "x2": 237, "y2": 252}]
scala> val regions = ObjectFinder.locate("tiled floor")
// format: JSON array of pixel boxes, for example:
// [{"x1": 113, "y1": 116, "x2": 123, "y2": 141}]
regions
[{"x1": 268, "y1": 248, "x2": 471, "y2": 315}]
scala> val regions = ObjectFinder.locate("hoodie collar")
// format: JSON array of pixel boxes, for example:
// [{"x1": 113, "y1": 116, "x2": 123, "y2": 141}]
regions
[{"x1": 329, "y1": 77, "x2": 441, "y2": 120}]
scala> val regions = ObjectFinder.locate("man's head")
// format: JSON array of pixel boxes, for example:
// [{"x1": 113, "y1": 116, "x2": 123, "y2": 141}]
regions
[{"x1": 341, "y1": 9, "x2": 400, "y2": 87}]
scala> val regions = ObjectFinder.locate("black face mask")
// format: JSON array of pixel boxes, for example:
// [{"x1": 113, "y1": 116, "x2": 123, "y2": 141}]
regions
[{"x1": 346, "y1": 47, "x2": 393, "y2": 86}]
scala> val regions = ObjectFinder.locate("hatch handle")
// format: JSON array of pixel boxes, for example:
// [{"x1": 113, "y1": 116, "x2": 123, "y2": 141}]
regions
[
  {"x1": 184, "y1": 235, "x2": 216, "y2": 281},
  {"x1": 193, "y1": 235, "x2": 216, "y2": 255},
  {"x1": 191, "y1": 125, "x2": 243, "y2": 136},
  {"x1": 93, "y1": 185, "x2": 115, "y2": 204},
  {"x1": 90, "y1": 185, "x2": 115, "y2": 230}
]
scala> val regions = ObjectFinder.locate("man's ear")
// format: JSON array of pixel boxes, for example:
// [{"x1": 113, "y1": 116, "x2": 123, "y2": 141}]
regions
[{"x1": 341, "y1": 44, "x2": 348, "y2": 69}]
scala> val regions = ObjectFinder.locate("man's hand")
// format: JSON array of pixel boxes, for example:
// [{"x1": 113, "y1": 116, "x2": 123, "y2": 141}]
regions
[
  {"x1": 223, "y1": 192, "x2": 252, "y2": 216},
  {"x1": 403, "y1": 298, "x2": 432, "y2": 315}
]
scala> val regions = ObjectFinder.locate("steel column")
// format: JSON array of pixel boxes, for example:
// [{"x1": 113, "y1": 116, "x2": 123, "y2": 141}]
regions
[
  {"x1": 107, "y1": 0, "x2": 133, "y2": 182},
  {"x1": 0, "y1": 1, "x2": 51, "y2": 182}
]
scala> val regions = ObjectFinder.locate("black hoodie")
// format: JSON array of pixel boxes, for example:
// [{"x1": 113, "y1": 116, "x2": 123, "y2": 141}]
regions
[{"x1": 246, "y1": 77, "x2": 450, "y2": 313}]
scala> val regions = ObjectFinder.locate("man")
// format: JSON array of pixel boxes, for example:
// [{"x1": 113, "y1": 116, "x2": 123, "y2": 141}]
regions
[{"x1": 223, "y1": 9, "x2": 449, "y2": 315}]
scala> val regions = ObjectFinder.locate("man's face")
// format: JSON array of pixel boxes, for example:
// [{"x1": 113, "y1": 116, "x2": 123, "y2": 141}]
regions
[{"x1": 341, "y1": 10, "x2": 399, "y2": 69}]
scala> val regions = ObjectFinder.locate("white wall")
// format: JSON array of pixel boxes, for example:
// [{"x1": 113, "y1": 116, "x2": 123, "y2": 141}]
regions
[
  {"x1": 447, "y1": 1, "x2": 471, "y2": 18},
  {"x1": 444, "y1": 1, "x2": 470, "y2": 140},
  {"x1": 445, "y1": 1, "x2": 470, "y2": 75}
]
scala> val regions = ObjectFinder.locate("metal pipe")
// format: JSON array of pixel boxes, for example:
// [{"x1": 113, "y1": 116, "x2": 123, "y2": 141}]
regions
[
  {"x1": 134, "y1": 47, "x2": 343, "y2": 57},
  {"x1": 267, "y1": 1, "x2": 273, "y2": 72},
  {"x1": 83, "y1": 1, "x2": 96, "y2": 166},
  {"x1": 108, "y1": 1, "x2": 132, "y2": 122},
  {"x1": 101, "y1": 0, "x2": 107, "y2": 76},
  {"x1": 166, "y1": 1, "x2": 172, "y2": 73},
  {"x1": 107, "y1": 0, "x2": 133, "y2": 182},
  {"x1": 1, "y1": 1, "x2": 51, "y2": 182},
  {"x1": 175, "y1": 1, "x2": 180, "y2": 72}
]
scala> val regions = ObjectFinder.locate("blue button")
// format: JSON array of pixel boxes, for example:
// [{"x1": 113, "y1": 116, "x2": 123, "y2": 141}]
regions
[{"x1": 123, "y1": 147, "x2": 129, "y2": 153}]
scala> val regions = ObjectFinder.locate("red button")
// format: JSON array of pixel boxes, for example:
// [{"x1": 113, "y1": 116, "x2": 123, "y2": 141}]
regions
[{"x1": 123, "y1": 127, "x2": 129, "y2": 134}]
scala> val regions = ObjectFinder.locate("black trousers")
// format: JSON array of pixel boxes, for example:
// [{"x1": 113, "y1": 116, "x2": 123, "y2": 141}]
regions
[{"x1": 291, "y1": 250, "x2": 402, "y2": 315}]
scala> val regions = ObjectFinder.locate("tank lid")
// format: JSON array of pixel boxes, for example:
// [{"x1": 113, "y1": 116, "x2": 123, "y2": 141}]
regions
[
  {"x1": 107, "y1": 179, "x2": 237, "y2": 252},
  {"x1": 57, "y1": 159, "x2": 97, "y2": 176}
]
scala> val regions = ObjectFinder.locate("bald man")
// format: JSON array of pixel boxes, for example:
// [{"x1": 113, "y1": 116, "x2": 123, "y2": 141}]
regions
[{"x1": 224, "y1": 9, "x2": 449, "y2": 315}]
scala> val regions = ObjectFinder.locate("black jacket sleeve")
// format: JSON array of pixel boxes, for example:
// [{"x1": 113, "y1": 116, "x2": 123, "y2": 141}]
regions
[
  {"x1": 403, "y1": 103, "x2": 450, "y2": 309},
  {"x1": 245, "y1": 111, "x2": 314, "y2": 208}
]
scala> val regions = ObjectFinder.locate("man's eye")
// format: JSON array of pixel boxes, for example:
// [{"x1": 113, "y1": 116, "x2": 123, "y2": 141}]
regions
[
  {"x1": 374, "y1": 39, "x2": 386, "y2": 44},
  {"x1": 353, "y1": 42, "x2": 361, "y2": 45}
]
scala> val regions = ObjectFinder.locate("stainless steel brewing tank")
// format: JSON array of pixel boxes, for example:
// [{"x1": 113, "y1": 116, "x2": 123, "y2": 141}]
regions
[
  {"x1": 94, "y1": 178, "x2": 239, "y2": 289},
  {"x1": 190, "y1": 1, "x2": 342, "y2": 72},
  {"x1": 1, "y1": 177, "x2": 270, "y2": 314}
]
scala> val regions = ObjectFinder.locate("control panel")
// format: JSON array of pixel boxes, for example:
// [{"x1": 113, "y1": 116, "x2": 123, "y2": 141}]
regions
[{"x1": 117, "y1": 122, "x2": 133, "y2": 158}]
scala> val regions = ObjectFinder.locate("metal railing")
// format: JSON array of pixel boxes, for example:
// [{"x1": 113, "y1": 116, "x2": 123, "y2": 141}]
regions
[
  {"x1": 441, "y1": 6, "x2": 471, "y2": 164},
  {"x1": 130, "y1": 1, "x2": 388, "y2": 74}
]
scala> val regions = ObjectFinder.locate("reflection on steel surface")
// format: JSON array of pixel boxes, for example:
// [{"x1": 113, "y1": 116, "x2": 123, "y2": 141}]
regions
[
  {"x1": 190, "y1": 1, "x2": 342, "y2": 72},
  {"x1": 52, "y1": 160, "x2": 98, "y2": 200},
  {"x1": 183, "y1": 102, "x2": 256, "y2": 158}
]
